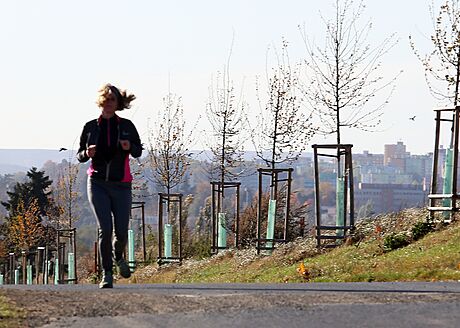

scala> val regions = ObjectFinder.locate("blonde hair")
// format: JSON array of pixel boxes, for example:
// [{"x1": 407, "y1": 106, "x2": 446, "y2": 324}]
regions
[{"x1": 96, "y1": 83, "x2": 136, "y2": 111}]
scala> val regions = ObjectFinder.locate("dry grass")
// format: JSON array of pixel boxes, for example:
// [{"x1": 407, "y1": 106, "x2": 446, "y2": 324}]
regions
[
  {"x1": 0, "y1": 294, "x2": 24, "y2": 328},
  {"x1": 129, "y1": 208, "x2": 460, "y2": 283}
]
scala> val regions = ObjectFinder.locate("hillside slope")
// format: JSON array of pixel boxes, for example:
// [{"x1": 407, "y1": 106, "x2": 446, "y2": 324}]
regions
[{"x1": 128, "y1": 208, "x2": 460, "y2": 284}]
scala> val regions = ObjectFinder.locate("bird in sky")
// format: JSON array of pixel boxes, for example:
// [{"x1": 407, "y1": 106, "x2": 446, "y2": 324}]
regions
[
  {"x1": 409, "y1": 116, "x2": 416, "y2": 121},
  {"x1": 59, "y1": 147, "x2": 68, "y2": 152}
]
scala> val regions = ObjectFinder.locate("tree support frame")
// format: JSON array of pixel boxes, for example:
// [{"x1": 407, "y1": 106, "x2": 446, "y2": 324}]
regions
[{"x1": 312, "y1": 144, "x2": 354, "y2": 248}]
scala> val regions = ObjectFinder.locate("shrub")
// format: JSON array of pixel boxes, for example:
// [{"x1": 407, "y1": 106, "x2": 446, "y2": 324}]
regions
[
  {"x1": 412, "y1": 221, "x2": 434, "y2": 241},
  {"x1": 183, "y1": 235, "x2": 212, "y2": 260},
  {"x1": 383, "y1": 233, "x2": 410, "y2": 252}
]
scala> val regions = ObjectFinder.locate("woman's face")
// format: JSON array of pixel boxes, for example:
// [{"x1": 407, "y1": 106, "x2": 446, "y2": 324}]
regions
[{"x1": 101, "y1": 91, "x2": 118, "y2": 116}]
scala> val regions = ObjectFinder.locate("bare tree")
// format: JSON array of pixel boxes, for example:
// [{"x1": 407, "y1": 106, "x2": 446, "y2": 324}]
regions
[
  {"x1": 204, "y1": 43, "x2": 249, "y2": 229},
  {"x1": 146, "y1": 92, "x2": 197, "y2": 255},
  {"x1": 205, "y1": 47, "x2": 248, "y2": 186},
  {"x1": 251, "y1": 39, "x2": 315, "y2": 172},
  {"x1": 147, "y1": 93, "x2": 194, "y2": 195},
  {"x1": 410, "y1": 0, "x2": 460, "y2": 107},
  {"x1": 53, "y1": 160, "x2": 80, "y2": 229},
  {"x1": 410, "y1": 1, "x2": 460, "y2": 214},
  {"x1": 300, "y1": 0, "x2": 398, "y2": 145},
  {"x1": 130, "y1": 157, "x2": 150, "y2": 201}
]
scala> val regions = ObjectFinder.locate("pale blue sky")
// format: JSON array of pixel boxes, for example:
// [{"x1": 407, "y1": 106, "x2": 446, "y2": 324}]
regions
[{"x1": 0, "y1": 0, "x2": 449, "y2": 154}]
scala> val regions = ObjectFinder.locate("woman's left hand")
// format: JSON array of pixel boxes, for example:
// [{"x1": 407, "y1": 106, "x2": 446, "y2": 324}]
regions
[{"x1": 120, "y1": 140, "x2": 131, "y2": 151}]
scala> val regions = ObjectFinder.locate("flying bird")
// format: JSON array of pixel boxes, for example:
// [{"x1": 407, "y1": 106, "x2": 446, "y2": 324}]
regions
[
  {"x1": 409, "y1": 116, "x2": 416, "y2": 121},
  {"x1": 59, "y1": 147, "x2": 68, "y2": 152}
]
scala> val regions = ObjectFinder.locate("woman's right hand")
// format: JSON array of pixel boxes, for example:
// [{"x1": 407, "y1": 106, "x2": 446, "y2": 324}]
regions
[{"x1": 86, "y1": 145, "x2": 96, "y2": 158}]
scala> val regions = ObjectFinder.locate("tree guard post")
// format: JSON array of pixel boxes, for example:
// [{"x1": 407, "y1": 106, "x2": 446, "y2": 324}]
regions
[
  {"x1": 157, "y1": 193, "x2": 183, "y2": 265},
  {"x1": 128, "y1": 201, "x2": 147, "y2": 269},
  {"x1": 8, "y1": 253, "x2": 15, "y2": 284},
  {"x1": 428, "y1": 107, "x2": 460, "y2": 222},
  {"x1": 210, "y1": 181, "x2": 241, "y2": 253},
  {"x1": 20, "y1": 250, "x2": 27, "y2": 284},
  {"x1": 256, "y1": 168, "x2": 293, "y2": 254},
  {"x1": 36, "y1": 247, "x2": 43, "y2": 284},
  {"x1": 312, "y1": 144, "x2": 354, "y2": 248},
  {"x1": 56, "y1": 228, "x2": 77, "y2": 284}
]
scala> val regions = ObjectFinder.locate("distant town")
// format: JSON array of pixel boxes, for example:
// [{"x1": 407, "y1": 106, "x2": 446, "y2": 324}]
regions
[
  {"x1": 315, "y1": 141, "x2": 434, "y2": 221},
  {"x1": 0, "y1": 140, "x2": 442, "y2": 224}
]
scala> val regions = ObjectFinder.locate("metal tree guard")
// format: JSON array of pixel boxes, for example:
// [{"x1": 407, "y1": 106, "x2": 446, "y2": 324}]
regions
[
  {"x1": 129, "y1": 201, "x2": 147, "y2": 263},
  {"x1": 256, "y1": 168, "x2": 293, "y2": 254},
  {"x1": 0, "y1": 259, "x2": 5, "y2": 285},
  {"x1": 312, "y1": 144, "x2": 355, "y2": 248},
  {"x1": 35, "y1": 246, "x2": 47, "y2": 284},
  {"x1": 428, "y1": 107, "x2": 460, "y2": 222},
  {"x1": 56, "y1": 228, "x2": 77, "y2": 284},
  {"x1": 157, "y1": 193, "x2": 183, "y2": 265},
  {"x1": 211, "y1": 181, "x2": 241, "y2": 253},
  {"x1": 21, "y1": 250, "x2": 27, "y2": 284},
  {"x1": 36, "y1": 225, "x2": 54, "y2": 285},
  {"x1": 19, "y1": 250, "x2": 34, "y2": 285},
  {"x1": 8, "y1": 252, "x2": 16, "y2": 284}
]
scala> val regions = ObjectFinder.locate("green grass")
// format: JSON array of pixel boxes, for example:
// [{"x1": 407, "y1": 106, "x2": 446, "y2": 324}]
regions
[
  {"x1": 0, "y1": 294, "x2": 24, "y2": 328},
  {"x1": 135, "y1": 217, "x2": 460, "y2": 284},
  {"x1": 300, "y1": 223, "x2": 460, "y2": 282}
]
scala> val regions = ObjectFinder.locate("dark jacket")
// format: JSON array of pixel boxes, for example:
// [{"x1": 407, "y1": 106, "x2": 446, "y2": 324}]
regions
[{"x1": 77, "y1": 115, "x2": 142, "y2": 182}]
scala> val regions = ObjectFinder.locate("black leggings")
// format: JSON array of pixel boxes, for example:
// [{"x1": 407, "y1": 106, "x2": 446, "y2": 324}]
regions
[{"x1": 87, "y1": 178, "x2": 132, "y2": 274}]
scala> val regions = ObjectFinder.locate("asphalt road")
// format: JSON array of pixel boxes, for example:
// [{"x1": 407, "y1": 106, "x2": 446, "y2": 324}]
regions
[{"x1": 2, "y1": 282, "x2": 460, "y2": 328}]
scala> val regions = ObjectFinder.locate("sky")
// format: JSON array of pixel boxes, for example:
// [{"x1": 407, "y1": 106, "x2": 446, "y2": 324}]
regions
[{"x1": 0, "y1": 0, "x2": 452, "y2": 155}]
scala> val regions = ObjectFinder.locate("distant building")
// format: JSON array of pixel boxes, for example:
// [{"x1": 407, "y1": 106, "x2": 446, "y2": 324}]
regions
[
  {"x1": 405, "y1": 153, "x2": 433, "y2": 181},
  {"x1": 360, "y1": 171, "x2": 415, "y2": 184},
  {"x1": 354, "y1": 182, "x2": 428, "y2": 215},
  {"x1": 384, "y1": 141, "x2": 410, "y2": 171},
  {"x1": 354, "y1": 150, "x2": 384, "y2": 166}
]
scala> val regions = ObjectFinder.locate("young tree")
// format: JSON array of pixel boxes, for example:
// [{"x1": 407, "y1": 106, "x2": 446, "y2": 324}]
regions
[
  {"x1": 147, "y1": 93, "x2": 194, "y2": 195},
  {"x1": 300, "y1": 0, "x2": 398, "y2": 145},
  {"x1": 130, "y1": 157, "x2": 150, "y2": 201},
  {"x1": 7, "y1": 199, "x2": 44, "y2": 252},
  {"x1": 205, "y1": 47, "x2": 249, "y2": 237},
  {"x1": 410, "y1": 1, "x2": 460, "y2": 215},
  {"x1": 249, "y1": 40, "x2": 315, "y2": 250},
  {"x1": 205, "y1": 50, "x2": 248, "y2": 185},
  {"x1": 146, "y1": 92, "x2": 196, "y2": 256},
  {"x1": 410, "y1": 0, "x2": 460, "y2": 107},
  {"x1": 52, "y1": 159, "x2": 80, "y2": 229},
  {"x1": 252, "y1": 40, "x2": 315, "y2": 172},
  {"x1": 300, "y1": 1, "x2": 398, "y2": 237}
]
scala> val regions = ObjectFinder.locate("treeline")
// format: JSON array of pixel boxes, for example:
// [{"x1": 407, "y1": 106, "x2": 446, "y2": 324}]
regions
[{"x1": 0, "y1": 168, "x2": 58, "y2": 257}]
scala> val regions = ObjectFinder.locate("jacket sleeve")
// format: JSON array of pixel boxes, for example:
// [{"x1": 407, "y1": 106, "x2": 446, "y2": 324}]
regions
[
  {"x1": 129, "y1": 121, "x2": 143, "y2": 158},
  {"x1": 76, "y1": 123, "x2": 90, "y2": 163}
]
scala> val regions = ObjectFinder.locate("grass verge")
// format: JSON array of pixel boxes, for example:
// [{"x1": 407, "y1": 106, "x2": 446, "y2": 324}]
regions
[
  {"x1": 132, "y1": 210, "x2": 460, "y2": 284},
  {"x1": 0, "y1": 293, "x2": 24, "y2": 328}
]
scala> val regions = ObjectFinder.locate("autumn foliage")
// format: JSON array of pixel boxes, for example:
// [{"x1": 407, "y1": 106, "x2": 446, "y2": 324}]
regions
[{"x1": 7, "y1": 198, "x2": 45, "y2": 252}]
